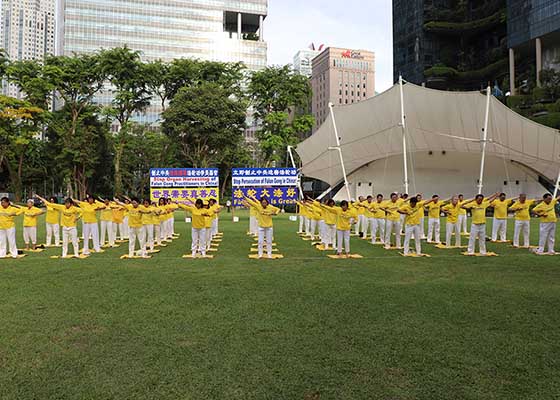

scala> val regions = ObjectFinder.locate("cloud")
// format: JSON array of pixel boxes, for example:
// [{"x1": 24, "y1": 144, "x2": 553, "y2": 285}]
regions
[{"x1": 265, "y1": 0, "x2": 394, "y2": 92}]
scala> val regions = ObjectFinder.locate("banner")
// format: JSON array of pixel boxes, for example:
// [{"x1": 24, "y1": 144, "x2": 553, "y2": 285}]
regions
[
  {"x1": 232, "y1": 187, "x2": 298, "y2": 206},
  {"x1": 150, "y1": 168, "x2": 219, "y2": 202},
  {"x1": 231, "y1": 168, "x2": 299, "y2": 206}
]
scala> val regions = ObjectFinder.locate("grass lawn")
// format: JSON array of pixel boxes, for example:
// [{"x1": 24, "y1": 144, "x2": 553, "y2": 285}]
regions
[{"x1": 1, "y1": 211, "x2": 559, "y2": 399}]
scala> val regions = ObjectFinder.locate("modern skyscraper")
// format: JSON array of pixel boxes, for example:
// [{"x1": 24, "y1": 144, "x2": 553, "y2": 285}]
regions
[
  {"x1": 293, "y1": 48, "x2": 320, "y2": 77},
  {"x1": 311, "y1": 47, "x2": 375, "y2": 130},
  {"x1": 507, "y1": 0, "x2": 560, "y2": 94},
  {"x1": 1, "y1": 0, "x2": 56, "y2": 97},
  {"x1": 58, "y1": 0, "x2": 268, "y2": 124},
  {"x1": 392, "y1": 0, "x2": 508, "y2": 91}
]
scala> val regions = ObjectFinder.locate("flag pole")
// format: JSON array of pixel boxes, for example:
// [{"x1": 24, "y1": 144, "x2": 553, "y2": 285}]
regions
[
  {"x1": 477, "y1": 86, "x2": 492, "y2": 194},
  {"x1": 328, "y1": 102, "x2": 352, "y2": 200},
  {"x1": 399, "y1": 76, "x2": 409, "y2": 194}
]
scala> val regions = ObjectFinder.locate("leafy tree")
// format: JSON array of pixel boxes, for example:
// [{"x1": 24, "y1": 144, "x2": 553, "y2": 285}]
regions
[
  {"x1": 6, "y1": 60, "x2": 58, "y2": 109},
  {"x1": 144, "y1": 60, "x2": 172, "y2": 112},
  {"x1": 162, "y1": 82, "x2": 246, "y2": 168},
  {"x1": 0, "y1": 96, "x2": 45, "y2": 200},
  {"x1": 248, "y1": 65, "x2": 314, "y2": 166}
]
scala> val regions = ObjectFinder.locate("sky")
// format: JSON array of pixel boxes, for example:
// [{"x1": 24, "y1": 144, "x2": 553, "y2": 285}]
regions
[{"x1": 265, "y1": 0, "x2": 394, "y2": 92}]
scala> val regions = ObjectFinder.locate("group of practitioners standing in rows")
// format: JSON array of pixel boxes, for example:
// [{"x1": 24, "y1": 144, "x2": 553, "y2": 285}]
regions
[
  {"x1": 296, "y1": 191, "x2": 560, "y2": 257},
  {"x1": 0, "y1": 195, "x2": 222, "y2": 259}
]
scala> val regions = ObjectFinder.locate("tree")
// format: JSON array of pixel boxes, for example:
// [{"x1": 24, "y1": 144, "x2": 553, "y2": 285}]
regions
[
  {"x1": 144, "y1": 60, "x2": 172, "y2": 112},
  {"x1": 99, "y1": 46, "x2": 152, "y2": 194},
  {"x1": 248, "y1": 65, "x2": 314, "y2": 166},
  {"x1": 6, "y1": 60, "x2": 58, "y2": 109},
  {"x1": 0, "y1": 96, "x2": 45, "y2": 201},
  {"x1": 162, "y1": 82, "x2": 246, "y2": 168}
]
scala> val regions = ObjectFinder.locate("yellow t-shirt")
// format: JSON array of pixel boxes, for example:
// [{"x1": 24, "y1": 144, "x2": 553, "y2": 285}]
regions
[
  {"x1": 509, "y1": 199, "x2": 535, "y2": 221},
  {"x1": 23, "y1": 206, "x2": 42, "y2": 227},
  {"x1": 100, "y1": 207, "x2": 113, "y2": 222},
  {"x1": 0, "y1": 206, "x2": 23, "y2": 229},
  {"x1": 458, "y1": 200, "x2": 467, "y2": 215},
  {"x1": 47, "y1": 203, "x2": 82, "y2": 228},
  {"x1": 332, "y1": 206, "x2": 358, "y2": 231},
  {"x1": 79, "y1": 201, "x2": 104, "y2": 224},
  {"x1": 533, "y1": 199, "x2": 558, "y2": 223},
  {"x1": 45, "y1": 205, "x2": 60, "y2": 225},
  {"x1": 141, "y1": 206, "x2": 155, "y2": 225},
  {"x1": 165, "y1": 203, "x2": 177, "y2": 220},
  {"x1": 319, "y1": 203, "x2": 337, "y2": 225},
  {"x1": 125, "y1": 204, "x2": 147, "y2": 228},
  {"x1": 442, "y1": 203, "x2": 461, "y2": 224},
  {"x1": 362, "y1": 201, "x2": 375, "y2": 218},
  {"x1": 298, "y1": 203, "x2": 308, "y2": 217},
  {"x1": 426, "y1": 200, "x2": 445, "y2": 219},
  {"x1": 178, "y1": 204, "x2": 210, "y2": 229},
  {"x1": 383, "y1": 199, "x2": 403, "y2": 222},
  {"x1": 490, "y1": 199, "x2": 513, "y2": 219},
  {"x1": 112, "y1": 204, "x2": 125, "y2": 224},
  {"x1": 307, "y1": 204, "x2": 322, "y2": 221},
  {"x1": 370, "y1": 201, "x2": 386, "y2": 218},
  {"x1": 204, "y1": 214, "x2": 213, "y2": 228},
  {"x1": 464, "y1": 200, "x2": 491, "y2": 225},
  {"x1": 247, "y1": 199, "x2": 280, "y2": 228},
  {"x1": 399, "y1": 204, "x2": 422, "y2": 226},
  {"x1": 355, "y1": 202, "x2": 366, "y2": 216},
  {"x1": 210, "y1": 204, "x2": 220, "y2": 220}
]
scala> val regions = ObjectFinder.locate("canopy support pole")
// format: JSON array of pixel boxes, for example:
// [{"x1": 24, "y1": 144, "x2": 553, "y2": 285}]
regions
[
  {"x1": 477, "y1": 86, "x2": 492, "y2": 194},
  {"x1": 553, "y1": 166, "x2": 560, "y2": 198},
  {"x1": 287, "y1": 145, "x2": 304, "y2": 200},
  {"x1": 399, "y1": 76, "x2": 409, "y2": 194},
  {"x1": 328, "y1": 102, "x2": 352, "y2": 200},
  {"x1": 317, "y1": 186, "x2": 334, "y2": 201}
]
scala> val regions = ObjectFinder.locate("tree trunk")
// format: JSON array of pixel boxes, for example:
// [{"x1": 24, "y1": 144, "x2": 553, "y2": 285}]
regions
[{"x1": 220, "y1": 171, "x2": 230, "y2": 200}]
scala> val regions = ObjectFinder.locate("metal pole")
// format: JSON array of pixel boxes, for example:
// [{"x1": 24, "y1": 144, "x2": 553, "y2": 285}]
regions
[
  {"x1": 477, "y1": 86, "x2": 492, "y2": 194},
  {"x1": 328, "y1": 102, "x2": 352, "y2": 200},
  {"x1": 287, "y1": 146, "x2": 304, "y2": 200},
  {"x1": 399, "y1": 76, "x2": 409, "y2": 194},
  {"x1": 553, "y1": 167, "x2": 560, "y2": 198}
]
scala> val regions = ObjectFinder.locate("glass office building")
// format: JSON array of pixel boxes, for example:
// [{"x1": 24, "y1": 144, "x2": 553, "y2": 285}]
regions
[{"x1": 58, "y1": 0, "x2": 268, "y2": 124}]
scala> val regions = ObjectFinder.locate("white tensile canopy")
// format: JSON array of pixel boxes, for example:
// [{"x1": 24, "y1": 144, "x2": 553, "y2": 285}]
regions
[{"x1": 296, "y1": 82, "x2": 560, "y2": 195}]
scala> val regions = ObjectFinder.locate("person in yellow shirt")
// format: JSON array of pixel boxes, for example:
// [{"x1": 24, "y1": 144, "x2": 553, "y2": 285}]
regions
[
  {"x1": 354, "y1": 196, "x2": 367, "y2": 236},
  {"x1": 508, "y1": 194, "x2": 535, "y2": 248},
  {"x1": 110, "y1": 199, "x2": 126, "y2": 242},
  {"x1": 208, "y1": 198, "x2": 222, "y2": 243},
  {"x1": 314, "y1": 199, "x2": 337, "y2": 250},
  {"x1": 305, "y1": 200, "x2": 322, "y2": 241},
  {"x1": 178, "y1": 199, "x2": 212, "y2": 258},
  {"x1": 78, "y1": 195, "x2": 106, "y2": 255},
  {"x1": 0, "y1": 197, "x2": 23, "y2": 258},
  {"x1": 425, "y1": 195, "x2": 445, "y2": 244},
  {"x1": 398, "y1": 197, "x2": 423, "y2": 256},
  {"x1": 321, "y1": 200, "x2": 358, "y2": 257},
  {"x1": 399, "y1": 193, "x2": 409, "y2": 234},
  {"x1": 366, "y1": 194, "x2": 386, "y2": 244},
  {"x1": 122, "y1": 198, "x2": 131, "y2": 240},
  {"x1": 36, "y1": 195, "x2": 82, "y2": 258},
  {"x1": 442, "y1": 196, "x2": 462, "y2": 248},
  {"x1": 297, "y1": 200, "x2": 307, "y2": 234},
  {"x1": 243, "y1": 195, "x2": 280, "y2": 259},
  {"x1": 532, "y1": 193, "x2": 560, "y2": 254},
  {"x1": 462, "y1": 192, "x2": 500, "y2": 255},
  {"x1": 141, "y1": 199, "x2": 157, "y2": 254},
  {"x1": 22, "y1": 199, "x2": 45, "y2": 251},
  {"x1": 382, "y1": 193, "x2": 404, "y2": 249},
  {"x1": 296, "y1": 199, "x2": 312, "y2": 236},
  {"x1": 490, "y1": 193, "x2": 514, "y2": 242},
  {"x1": 99, "y1": 199, "x2": 116, "y2": 248},
  {"x1": 115, "y1": 197, "x2": 151, "y2": 258},
  {"x1": 166, "y1": 198, "x2": 179, "y2": 239},
  {"x1": 156, "y1": 198, "x2": 168, "y2": 243},
  {"x1": 457, "y1": 194, "x2": 470, "y2": 234},
  {"x1": 45, "y1": 196, "x2": 61, "y2": 247}
]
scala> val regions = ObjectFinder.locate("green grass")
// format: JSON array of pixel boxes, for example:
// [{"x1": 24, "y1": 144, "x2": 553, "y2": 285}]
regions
[{"x1": 1, "y1": 212, "x2": 560, "y2": 399}]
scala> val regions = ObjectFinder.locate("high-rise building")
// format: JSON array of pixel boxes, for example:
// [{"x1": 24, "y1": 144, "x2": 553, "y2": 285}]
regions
[
  {"x1": 311, "y1": 47, "x2": 375, "y2": 130},
  {"x1": 392, "y1": 0, "x2": 508, "y2": 91},
  {"x1": 1, "y1": 0, "x2": 56, "y2": 97},
  {"x1": 507, "y1": 0, "x2": 560, "y2": 94},
  {"x1": 58, "y1": 0, "x2": 268, "y2": 124},
  {"x1": 293, "y1": 49, "x2": 320, "y2": 77}
]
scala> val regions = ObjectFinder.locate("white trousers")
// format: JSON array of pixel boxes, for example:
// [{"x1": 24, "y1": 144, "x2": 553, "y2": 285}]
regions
[
  {"x1": 458, "y1": 214, "x2": 468, "y2": 233},
  {"x1": 154, "y1": 224, "x2": 161, "y2": 246},
  {"x1": 399, "y1": 214, "x2": 406, "y2": 233},
  {"x1": 319, "y1": 220, "x2": 326, "y2": 243},
  {"x1": 46, "y1": 223, "x2": 60, "y2": 246},
  {"x1": 249, "y1": 216, "x2": 258, "y2": 235},
  {"x1": 299, "y1": 216, "x2": 305, "y2": 232},
  {"x1": 23, "y1": 227, "x2": 37, "y2": 245},
  {"x1": 100, "y1": 220, "x2": 115, "y2": 246},
  {"x1": 355, "y1": 214, "x2": 367, "y2": 234},
  {"x1": 404, "y1": 224, "x2": 422, "y2": 255},
  {"x1": 82, "y1": 222, "x2": 100, "y2": 254},
  {"x1": 166, "y1": 219, "x2": 173, "y2": 239},
  {"x1": 305, "y1": 217, "x2": 311, "y2": 235},
  {"x1": 129, "y1": 226, "x2": 146, "y2": 257},
  {"x1": 420, "y1": 217, "x2": 426, "y2": 238},
  {"x1": 309, "y1": 219, "x2": 318, "y2": 239},
  {"x1": 159, "y1": 221, "x2": 167, "y2": 240},
  {"x1": 491, "y1": 218, "x2": 507, "y2": 241},
  {"x1": 122, "y1": 216, "x2": 129, "y2": 239},
  {"x1": 370, "y1": 218, "x2": 385, "y2": 243},
  {"x1": 513, "y1": 220, "x2": 530, "y2": 247},
  {"x1": 468, "y1": 224, "x2": 487, "y2": 254},
  {"x1": 537, "y1": 222, "x2": 556, "y2": 254},
  {"x1": 205, "y1": 227, "x2": 213, "y2": 250},
  {"x1": 0, "y1": 227, "x2": 18, "y2": 258},
  {"x1": 258, "y1": 226, "x2": 273, "y2": 257},
  {"x1": 62, "y1": 227, "x2": 79, "y2": 258},
  {"x1": 324, "y1": 224, "x2": 336, "y2": 247},
  {"x1": 385, "y1": 220, "x2": 401, "y2": 248},
  {"x1": 171, "y1": 215, "x2": 176, "y2": 235},
  {"x1": 445, "y1": 222, "x2": 461, "y2": 247},
  {"x1": 191, "y1": 227, "x2": 206, "y2": 256},
  {"x1": 427, "y1": 218, "x2": 441, "y2": 243},
  {"x1": 212, "y1": 218, "x2": 219, "y2": 236},
  {"x1": 337, "y1": 229, "x2": 350, "y2": 254},
  {"x1": 143, "y1": 224, "x2": 154, "y2": 251},
  {"x1": 113, "y1": 222, "x2": 125, "y2": 241}
]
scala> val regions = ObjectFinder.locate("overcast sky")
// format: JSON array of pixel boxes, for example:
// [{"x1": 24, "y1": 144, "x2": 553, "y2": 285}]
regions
[{"x1": 265, "y1": 0, "x2": 394, "y2": 92}]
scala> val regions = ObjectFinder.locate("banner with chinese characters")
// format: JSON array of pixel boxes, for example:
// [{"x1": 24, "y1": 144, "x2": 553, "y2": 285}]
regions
[
  {"x1": 231, "y1": 168, "x2": 299, "y2": 206},
  {"x1": 150, "y1": 168, "x2": 219, "y2": 203}
]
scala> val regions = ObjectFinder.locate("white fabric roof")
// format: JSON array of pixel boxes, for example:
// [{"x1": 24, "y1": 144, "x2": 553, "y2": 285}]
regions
[{"x1": 297, "y1": 82, "x2": 560, "y2": 187}]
